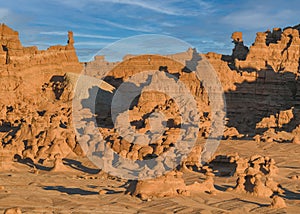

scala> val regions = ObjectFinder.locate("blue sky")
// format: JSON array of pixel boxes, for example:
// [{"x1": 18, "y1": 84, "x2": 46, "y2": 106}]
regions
[{"x1": 1, "y1": 0, "x2": 299, "y2": 62}]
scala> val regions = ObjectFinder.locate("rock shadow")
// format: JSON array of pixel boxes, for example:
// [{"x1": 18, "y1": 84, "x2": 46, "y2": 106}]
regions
[
  {"x1": 225, "y1": 68, "x2": 299, "y2": 138},
  {"x1": 43, "y1": 186, "x2": 99, "y2": 195}
]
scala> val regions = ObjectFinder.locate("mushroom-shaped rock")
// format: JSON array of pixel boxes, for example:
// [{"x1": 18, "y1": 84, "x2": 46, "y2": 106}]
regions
[
  {"x1": 235, "y1": 158, "x2": 249, "y2": 175},
  {"x1": 50, "y1": 153, "x2": 69, "y2": 172},
  {"x1": 231, "y1": 32, "x2": 243, "y2": 43},
  {"x1": 138, "y1": 146, "x2": 153, "y2": 160},
  {"x1": 270, "y1": 196, "x2": 287, "y2": 209},
  {"x1": 253, "y1": 174, "x2": 273, "y2": 198},
  {"x1": 4, "y1": 207, "x2": 22, "y2": 214},
  {"x1": 292, "y1": 136, "x2": 300, "y2": 145},
  {"x1": 133, "y1": 171, "x2": 186, "y2": 200},
  {"x1": 265, "y1": 177, "x2": 284, "y2": 194},
  {"x1": 232, "y1": 173, "x2": 246, "y2": 192}
]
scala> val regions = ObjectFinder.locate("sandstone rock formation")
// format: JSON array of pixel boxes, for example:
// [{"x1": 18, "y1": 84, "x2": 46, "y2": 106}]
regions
[
  {"x1": 0, "y1": 24, "x2": 299, "y2": 212},
  {"x1": 0, "y1": 24, "x2": 298, "y2": 206},
  {"x1": 132, "y1": 170, "x2": 216, "y2": 200},
  {"x1": 82, "y1": 53, "x2": 211, "y2": 169},
  {"x1": 235, "y1": 26, "x2": 300, "y2": 74},
  {"x1": 50, "y1": 23, "x2": 300, "y2": 169},
  {"x1": 270, "y1": 195, "x2": 287, "y2": 209},
  {"x1": 223, "y1": 154, "x2": 284, "y2": 198},
  {"x1": 210, "y1": 27, "x2": 300, "y2": 138},
  {"x1": 0, "y1": 24, "x2": 83, "y2": 169},
  {"x1": 231, "y1": 32, "x2": 249, "y2": 61},
  {"x1": 3, "y1": 207, "x2": 22, "y2": 214},
  {"x1": 50, "y1": 153, "x2": 69, "y2": 172}
]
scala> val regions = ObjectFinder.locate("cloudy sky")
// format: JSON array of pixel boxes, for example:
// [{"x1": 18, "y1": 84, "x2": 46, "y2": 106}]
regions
[{"x1": 1, "y1": 0, "x2": 299, "y2": 61}]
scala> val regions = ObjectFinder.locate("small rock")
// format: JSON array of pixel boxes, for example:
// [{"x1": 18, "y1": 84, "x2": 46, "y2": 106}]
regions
[
  {"x1": 99, "y1": 190, "x2": 107, "y2": 195},
  {"x1": 226, "y1": 187, "x2": 233, "y2": 192},
  {"x1": 177, "y1": 189, "x2": 190, "y2": 196},
  {"x1": 270, "y1": 196, "x2": 287, "y2": 209},
  {"x1": 291, "y1": 175, "x2": 299, "y2": 180},
  {"x1": 4, "y1": 207, "x2": 22, "y2": 214},
  {"x1": 292, "y1": 136, "x2": 300, "y2": 145}
]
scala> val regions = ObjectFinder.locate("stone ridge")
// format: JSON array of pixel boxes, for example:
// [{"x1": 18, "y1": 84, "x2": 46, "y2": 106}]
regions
[
  {"x1": 0, "y1": 24, "x2": 84, "y2": 168},
  {"x1": 234, "y1": 26, "x2": 300, "y2": 74},
  {"x1": 0, "y1": 23, "x2": 82, "y2": 77},
  {"x1": 0, "y1": 23, "x2": 299, "y2": 174}
]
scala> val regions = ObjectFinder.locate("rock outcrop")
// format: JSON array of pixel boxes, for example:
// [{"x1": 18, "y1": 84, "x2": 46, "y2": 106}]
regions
[
  {"x1": 270, "y1": 195, "x2": 287, "y2": 209},
  {"x1": 235, "y1": 26, "x2": 300, "y2": 74},
  {"x1": 0, "y1": 24, "x2": 83, "y2": 168},
  {"x1": 205, "y1": 25, "x2": 300, "y2": 139},
  {"x1": 0, "y1": 22, "x2": 299, "y2": 188},
  {"x1": 0, "y1": 24, "x2": 81, "y2": 72},
  {"x1": 3, "y1": 207, "x2": 22, "y2": 214},
  {"x1": 67, "y1": 23, "x2": 300, "y2": 149},
  {"x1": 231, "y1": 32, "x2": 249, "y2": 61},
  {"x1": 132, "y1": 170, "x2": 216, "y2": 200},
  {"x1": 224, "y1": 154, "x2": 285, "y2": 198}
]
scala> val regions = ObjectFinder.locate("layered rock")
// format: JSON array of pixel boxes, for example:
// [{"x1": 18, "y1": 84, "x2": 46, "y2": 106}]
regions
[
  {"x1": 204, "y1": 25, "x2": 300, "y2": 138},
  {"x1": 225, "y1": 154, "x2": 284, "y2": 198},
  {"x1": 0, "y1": 24, "x2": 84, "y2": 169},
  {"x1": 231, "y1": 32, "x2": 249, "y2": 61},
  {"x1": 270, "y1": 196, "x2": 287, "y2": 209},
  {"x1": 235, "y1": 26, "x2": 300, "y2": 74},
  {"x1": 132, "y1": 170, "x2": 216, "y2": 200},
  {"x1": 82, "y1": 24, "x2": 300, "y2": 143},
  {"x1": 0, "y1": 24, "x2": 81, "y2": 72},
  {"x1": 0, "y1": 22, "x2": 299, "y2": 178}
]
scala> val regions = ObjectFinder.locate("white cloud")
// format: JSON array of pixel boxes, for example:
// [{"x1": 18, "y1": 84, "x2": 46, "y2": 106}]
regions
[
  {"x1": 75, "y1": 41, "x2": 111, "y2": 46},
  {"x1": 160, "y1": 22, "x2": 177, "y2": 28},
  {"x1": 107, "y1": 0, "x2": 181, "y2": 16},
  {"x1": 0, "y1": 8, "x2": 10, "y2": 22},
  {"x1": 100, "y1": 19, "x2": 157, "y2": 33},
  {"x1": 56, "y1": 0, "x2": 213, "y2": 16},
  {"x1": 40, "y1": 31, "x2": 121, "y2": 39},
  {"x1": 222, "y1": 8, "x2": 298, "y2": 30}
]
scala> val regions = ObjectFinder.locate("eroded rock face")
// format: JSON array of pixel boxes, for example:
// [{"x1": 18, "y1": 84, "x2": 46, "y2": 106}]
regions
[
  {"x1": 132, "y1": 171, "x2": 187, "y2": 200},
  {"x1": 3, "y1": 207, "x2": 22, "y2": 214},
  {"x1": 224, "y1": 154, "x2": 284, "y2": 198},
  {"x1": 132, "y1": 170, "x2": 216, "y2": 200},
  {"x1": 0, "y1": 25, "x2": 83, "y2": 169},
  {"x1": 235, "y1": 26, "x2": 300, "y2": 74},
  {"x1": 270, "y1": 196, "x2": 287, "y2": 209},
  {"x1": 207, "y1": 25, "x2": 300, "y2": 139},
  {"x1": 0, "y1": 24, "x2": 81, "y2": 74},
  {"x1": 0, "y1": 23, "x2": 299, "y2": 189},
  {"x1": 87, "y1": 54, "x2": 211, "y2": 165},
  {"x1": 231, "y1": 32, "x2": 249, "y2": 61}
]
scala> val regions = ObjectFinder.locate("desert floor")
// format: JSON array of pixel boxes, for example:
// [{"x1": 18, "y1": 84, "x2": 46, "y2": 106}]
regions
[{"x1": 0, "y1": 140, "x2": 299, "y2": 213}]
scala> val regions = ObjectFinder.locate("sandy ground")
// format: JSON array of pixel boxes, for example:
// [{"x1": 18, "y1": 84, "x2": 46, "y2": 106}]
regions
[{"x1": 0, "y1": 140, "x2": 299, "y2": 213}]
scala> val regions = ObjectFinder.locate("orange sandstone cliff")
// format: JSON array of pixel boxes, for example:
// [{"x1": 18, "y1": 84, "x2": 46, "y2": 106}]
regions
[
  {"x1": 0, "y1": 23, "x2": 299, "y2": 172},
  {"x1": 0, "y1": 24, "x2": 83, "y2": 169}
]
